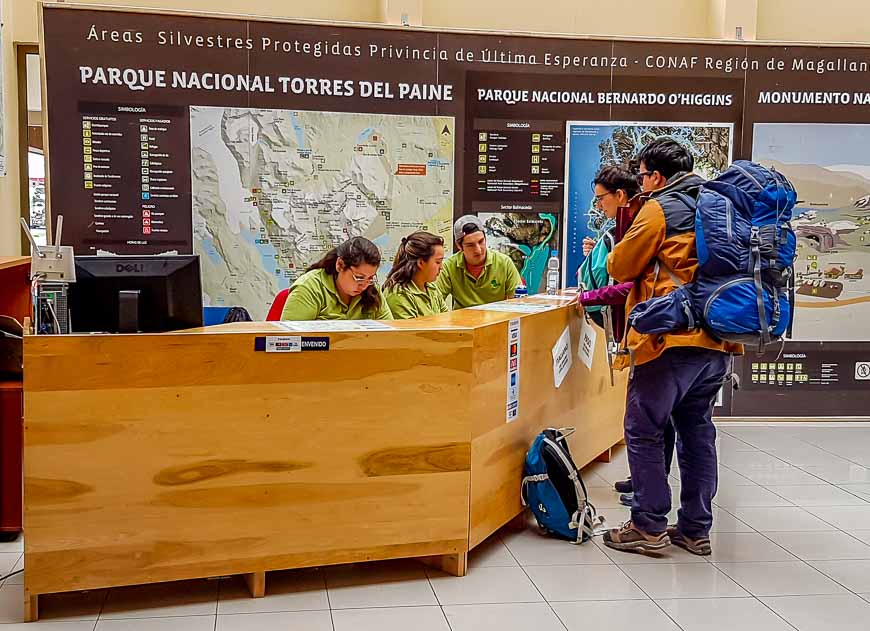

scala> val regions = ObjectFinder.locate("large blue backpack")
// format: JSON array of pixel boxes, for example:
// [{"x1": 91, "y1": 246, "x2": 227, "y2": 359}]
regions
[
  {"x1": 629, "y1": 161, "x2": 798, "y2": 352},
  {"x1": 521, "y1": 428, "x2": 601, "y2": 544}
]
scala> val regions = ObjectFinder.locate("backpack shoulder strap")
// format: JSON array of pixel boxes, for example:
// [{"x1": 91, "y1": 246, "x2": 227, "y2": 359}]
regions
[{"x1": 670, "y1": 191, "x2": 698, "y2": 210}]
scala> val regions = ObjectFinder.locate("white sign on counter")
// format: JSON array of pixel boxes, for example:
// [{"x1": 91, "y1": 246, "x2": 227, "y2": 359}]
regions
[
  {"x1": 578, "y1": 318, "x2": 597, "y2": 371},
  {"x1": 552, "y1": 326, "x2": 573, "y2": 388}
]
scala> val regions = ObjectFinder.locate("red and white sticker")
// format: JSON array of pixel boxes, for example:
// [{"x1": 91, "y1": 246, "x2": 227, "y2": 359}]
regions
[
  {"x1": 507, "y1": 318, "x2": 521, "y2": 422},
  {"x1": 265, "y1": 336, "x2": 301, "y2": 353}
]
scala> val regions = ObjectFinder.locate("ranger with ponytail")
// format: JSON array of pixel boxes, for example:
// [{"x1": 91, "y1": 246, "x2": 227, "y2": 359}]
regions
[{"x1": 383, "y1": 231, "x2": 448, "y2": 319}]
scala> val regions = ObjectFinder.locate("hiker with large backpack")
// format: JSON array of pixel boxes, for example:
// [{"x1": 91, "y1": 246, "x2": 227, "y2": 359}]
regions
[
  {"x1": 577, "y1": 165, "x2": 677, "y2": 509},
  {"x1": 602, "y1": 139, "x2": 743, "y2": 556}
]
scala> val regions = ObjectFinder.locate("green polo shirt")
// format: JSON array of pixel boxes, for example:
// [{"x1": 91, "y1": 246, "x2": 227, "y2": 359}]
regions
[
  {"x1": 435, "y1": 250, "x2": 522, "y2": 310},
  {"x1": 280, "y1": 268, "x2": 393, "y2": 321},
  {"x1": 383, "y1": 281, "x2": 448, "y2": 319}
]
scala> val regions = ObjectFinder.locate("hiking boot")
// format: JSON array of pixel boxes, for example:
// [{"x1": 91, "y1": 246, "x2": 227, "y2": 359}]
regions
[
  {"x1": 603, "y1": 521, "x2": 670, "y2": 553},
  {"x1": 614, "y1": 478, "x2": 633, "y2": 494},
  {"x1": 667, "y1": 526, "x2": 712, "y2": 556},
  {"x1": 619, "y1": 492, "x2": 633, "y2": 507}
]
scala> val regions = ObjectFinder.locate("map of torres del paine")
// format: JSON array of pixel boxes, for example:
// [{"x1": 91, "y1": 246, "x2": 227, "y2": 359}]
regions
[{"x1": 190, "y1": 106, "x2": 455, "y2": 318}]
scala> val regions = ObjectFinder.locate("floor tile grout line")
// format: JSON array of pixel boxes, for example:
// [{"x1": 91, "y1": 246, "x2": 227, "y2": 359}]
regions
[
  {"x1": 499, "y1": 533, "x2": 571, "y2": 631},
  {"x1": 748, "y1": 526, "x2": 870, "y2": 603},
  {"x1": 805, "y1": 557, "x2": 870, "y2": 600},
  {"x1": 95, "y1": 585, "x2": 110, "y2": 623},
  {"x1": 212, "y1": 576, "x2": 221, "y2": 631},
  {"x1": 832, "y1": 485, "x2": 870, "y2": 505},
  {"x1": 769, "y1": 503, "x2": 867, "y2": 532},
  {"x1": 735, "y1": 428, "x2": 870, "y2": 472},
  {"x1": 718, "y1": 460, "x2": 832, "y2": 488},
  {"x1": 322, "y1": 568, "x2": 336, "y2": 631},
  {"x1": 605, "y1": 555, "x2": 690, "y2": 631},
  {"x1": 438, "y1": 603, "x2": 454, "y2": 631}
]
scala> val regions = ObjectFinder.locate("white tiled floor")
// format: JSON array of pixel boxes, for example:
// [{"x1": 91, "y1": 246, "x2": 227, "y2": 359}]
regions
[{"x1": 4, "y1": 423, "x2": 870, "y2": 630}]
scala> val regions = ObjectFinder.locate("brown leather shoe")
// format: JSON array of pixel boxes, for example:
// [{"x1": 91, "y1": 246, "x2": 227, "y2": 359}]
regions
[
  {"x1": 603, "y1": 520, "x2": 670, "y2": 552},
  {"x1": 667, "y1": 526, "x2": 712, "y2": 556}
]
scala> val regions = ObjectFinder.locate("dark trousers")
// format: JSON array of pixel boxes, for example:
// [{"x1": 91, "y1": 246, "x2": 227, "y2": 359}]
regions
[
  {"x1": 625, "y1": 347, "x2": 729, "y2": 538},
  {"x1": 663, "y1": 420, "x2": 676, "y2": 475}
]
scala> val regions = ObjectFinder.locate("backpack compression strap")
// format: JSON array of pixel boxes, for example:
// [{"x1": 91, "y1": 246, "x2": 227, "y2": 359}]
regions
[
  {"x1": 749, "y1": 227, "x2": 771, "y2": 351},
  {"x1": 542, "y1": 435, "x2": 601, "y2": 543}
]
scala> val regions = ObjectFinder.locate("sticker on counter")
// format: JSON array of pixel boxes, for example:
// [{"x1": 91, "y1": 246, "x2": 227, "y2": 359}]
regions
[
  {"x1": 266, "y1": 336, "x2": 302, "y2": 353},
  {"x1": 856, "y1": 361, "x2": 870, "y2": 381},
  {"x1": 578, "y1": 318, "x2": 597, "y2": 371},
  {"x1": 507, "y1": 318, "x2": 521, "y2": 423},
  {"x1": 254, "y1": 336, "x2": 330, "y2": 352},
  {"x1": 552, "y1": 326, "x2": 573, "y2": 388}
]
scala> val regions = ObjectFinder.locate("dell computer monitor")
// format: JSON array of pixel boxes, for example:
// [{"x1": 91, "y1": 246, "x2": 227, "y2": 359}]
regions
[{"x1": 69, "y1": 255, "x2": 203, "y2": 333}]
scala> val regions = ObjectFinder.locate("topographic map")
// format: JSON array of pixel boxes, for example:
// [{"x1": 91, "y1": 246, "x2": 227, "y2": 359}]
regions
[
  {"x1": 479, "y1": 212, "x2": 558, "y2": 293},
  {"x1": 754, "y1": 123, "x2": 870, "y2": 340},
  {"x1": 190, "y1": 106, "x2": 455, "y2": 318},
  {"x1": 563, "y1": 122, "x2": 733, "y2": 281}
]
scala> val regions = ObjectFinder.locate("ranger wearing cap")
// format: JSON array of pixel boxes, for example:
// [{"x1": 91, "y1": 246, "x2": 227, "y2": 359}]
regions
[{"x1": 435, "y1": 214, "x2": 522, "y2": 309}]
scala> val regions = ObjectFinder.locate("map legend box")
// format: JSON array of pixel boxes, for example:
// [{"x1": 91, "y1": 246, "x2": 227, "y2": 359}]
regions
[
  {"x1": 74, "y1": 103, "x2": 190, "y2": 254},
  {"x1": 472, "y1": 119, "x2": 565, "y2": 202}
]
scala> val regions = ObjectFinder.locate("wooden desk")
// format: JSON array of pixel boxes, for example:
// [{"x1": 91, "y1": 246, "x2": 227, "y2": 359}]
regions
[
  {"x1": 0, "y1": 257, "x2": 29, "y2": 544},
  {"x1": 22, "y1": 297, "x2": 626, "y2": 620},
  {"x1": 0, "y1": 257, "x2": 30, "y2": 323}
]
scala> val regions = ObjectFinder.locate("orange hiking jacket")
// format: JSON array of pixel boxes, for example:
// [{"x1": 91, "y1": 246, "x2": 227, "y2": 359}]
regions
[{"x1": 607, "y1": 172, "x2": 743, "y2": 370}]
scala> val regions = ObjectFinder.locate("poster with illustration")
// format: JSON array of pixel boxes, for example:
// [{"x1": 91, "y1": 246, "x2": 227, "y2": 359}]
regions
[
  {"x1": 563, "y1": 122, "x2": 733, "y2": 284},
  {"x1": 753, "y1": 123, "x2": 870, "y2": 340},
  {"x1": 478, "y1": 212, "x2": 559, "y2": 293}
]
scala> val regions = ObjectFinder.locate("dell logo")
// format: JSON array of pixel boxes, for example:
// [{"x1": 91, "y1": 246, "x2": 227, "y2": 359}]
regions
[{"x1": 116, "y1": 263, "x2": 144, "y2": 273}]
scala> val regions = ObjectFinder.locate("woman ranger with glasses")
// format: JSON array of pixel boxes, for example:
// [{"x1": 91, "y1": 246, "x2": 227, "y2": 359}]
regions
[
  {"x1": 576, "y1": 165, "x2": 640, "y2": 327},
  {"x1": 280, "y1": 236, "x2": 393, "y2": 321},
  {"x1": 382, "y1": 231, "x2": 448, "y2": 319}
]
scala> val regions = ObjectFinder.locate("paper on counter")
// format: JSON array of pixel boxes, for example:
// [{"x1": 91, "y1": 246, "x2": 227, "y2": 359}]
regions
[
  {"x1": 531, "y1": 293, "x2": 578, "y2": 302},
  {"x1": 277, "y1": 320, "x2": 394, "y2": 332},
  {"x1": 468, "y1": 301, "x2": 557, "y2": 314},
  {"x1": 551, "y1": 326, "x2": 573, "y2": 388}
]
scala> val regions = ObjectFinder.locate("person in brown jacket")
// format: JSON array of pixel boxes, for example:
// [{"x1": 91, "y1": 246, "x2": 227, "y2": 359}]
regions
[{"x1": 602, "y1": 138, "x2": 741, "y2": 556}]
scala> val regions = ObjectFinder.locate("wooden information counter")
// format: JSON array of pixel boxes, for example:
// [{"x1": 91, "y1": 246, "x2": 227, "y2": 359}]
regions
[{"x1": 22, "y1": 296, "x2": 626, "y2": 620}]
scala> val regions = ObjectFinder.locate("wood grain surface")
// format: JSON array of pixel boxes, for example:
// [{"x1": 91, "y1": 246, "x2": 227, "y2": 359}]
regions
[{"x1": 23, "y1": 296, "x2": 625, "y2": 604}]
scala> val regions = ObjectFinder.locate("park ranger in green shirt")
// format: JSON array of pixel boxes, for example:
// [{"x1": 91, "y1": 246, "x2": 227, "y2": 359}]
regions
[
  {"x1": 436, "y1": 215, "x2": 523, "y2": 309},
  {"x1": 382, "y1": 231, "x2": 448, "y2": 319},
  {"x1": 281, "y1": 236, "x2": 393, "y2": 321}
]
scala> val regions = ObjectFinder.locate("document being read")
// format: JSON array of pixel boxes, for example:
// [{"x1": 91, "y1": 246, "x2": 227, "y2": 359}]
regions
[{"x1": 277, "y1": 320, "x2": 394, "y2": 332}]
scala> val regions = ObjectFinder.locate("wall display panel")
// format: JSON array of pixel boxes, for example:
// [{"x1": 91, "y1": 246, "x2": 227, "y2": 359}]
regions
[
  {"x1": 753, "y1": 123, "x2": 870, "y2": 341},
  {"x1": 563, "y1": 121, "x2": 734, "y2": 282},
  {"x1": 732, "y1": 342, "x2": 870, "y2": 417},
  {"x1": 40, "y1": 4, "x2": 870, "y2": 415}
]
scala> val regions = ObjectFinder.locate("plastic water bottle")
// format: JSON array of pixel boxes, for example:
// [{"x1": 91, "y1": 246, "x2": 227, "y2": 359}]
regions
[{"x1": 546, "y1": 250, "x2": 560, "y2": 295}]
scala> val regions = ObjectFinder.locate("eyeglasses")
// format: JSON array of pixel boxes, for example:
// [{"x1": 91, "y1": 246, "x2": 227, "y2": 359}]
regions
[
  {"x1": 592, "y1": 192, "x2": 614, "y2": 208},
  {"x1": 350, "y1": 270, "x2": 378, "y2": 285},
  {"x1": 637, "y1": 171, "x2": 656, "y2": 179}
]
